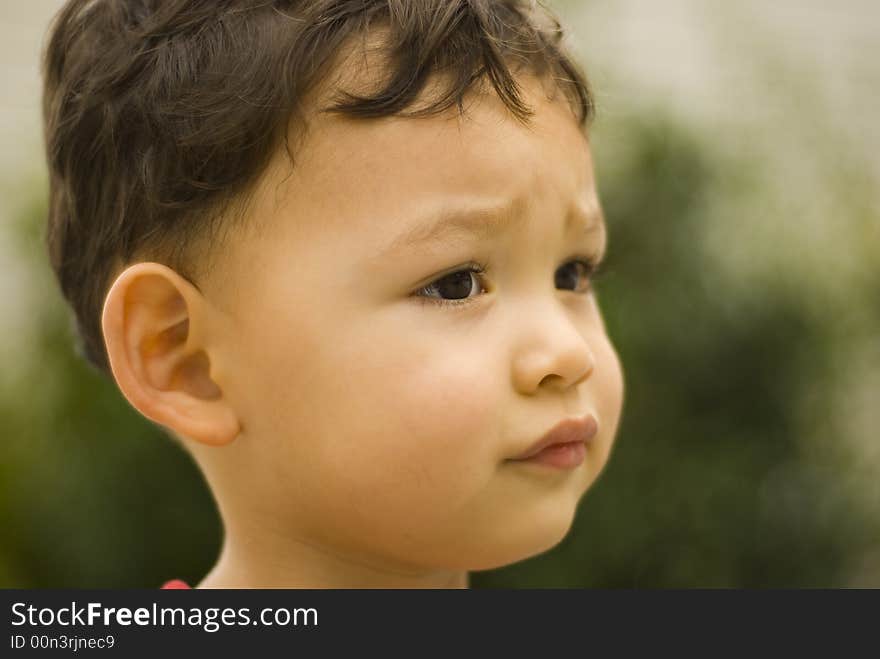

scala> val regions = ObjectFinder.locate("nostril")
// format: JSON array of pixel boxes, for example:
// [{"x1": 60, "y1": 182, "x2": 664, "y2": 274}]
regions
[{"x1": 539, "y1": 373, "x2": 564, "y2": 388}]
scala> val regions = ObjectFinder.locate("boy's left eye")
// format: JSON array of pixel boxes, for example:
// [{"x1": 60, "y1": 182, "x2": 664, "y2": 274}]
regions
[{"x1": 555, "y1": 260, "x2": 594, "y2": 294}]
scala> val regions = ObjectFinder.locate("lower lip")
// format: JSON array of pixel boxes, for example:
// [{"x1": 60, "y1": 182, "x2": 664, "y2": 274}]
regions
[{"x1": 514, "y1": 441, "x2": 587, "y2": 469}]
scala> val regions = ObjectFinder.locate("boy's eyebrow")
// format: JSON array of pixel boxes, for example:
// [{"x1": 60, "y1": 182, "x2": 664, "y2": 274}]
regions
[{"x1": 371, "y1": 197, "x2": 605, "y2": 261}]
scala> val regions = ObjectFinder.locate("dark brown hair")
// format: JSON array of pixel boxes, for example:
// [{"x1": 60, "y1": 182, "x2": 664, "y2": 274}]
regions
[{"x1": 42, "y1": 0, "x2": 595, "y2": 378}]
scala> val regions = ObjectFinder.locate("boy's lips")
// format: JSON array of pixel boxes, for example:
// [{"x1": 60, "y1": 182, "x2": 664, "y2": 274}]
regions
[{"x1": 507, "y1": 413, "x2": 599, "y2": 462}]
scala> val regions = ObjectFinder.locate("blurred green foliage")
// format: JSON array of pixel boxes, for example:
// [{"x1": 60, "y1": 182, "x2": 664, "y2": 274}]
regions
[{"x1": 2, "y1": 99, "x2": 877, "y2": 587}]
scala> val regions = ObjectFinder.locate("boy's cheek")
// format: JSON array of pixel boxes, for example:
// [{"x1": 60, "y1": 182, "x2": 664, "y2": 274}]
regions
[
  {"x1": 246, "y1": 319, "x2": 502, "y2": 482},
  {"x1": 594, "y1": 339, "x2": 626, "y2": 461},
  {"x1": 262, "y1": 356, "x2": 506, "y2": 564},
  {"x1": 335, "y1": 349, "x2": 503, "y2": 480}
]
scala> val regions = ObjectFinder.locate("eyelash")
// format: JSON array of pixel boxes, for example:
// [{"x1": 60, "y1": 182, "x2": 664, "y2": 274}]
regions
[{"x1": 414, "y1": 255, "x2": 608, "y2": 310}]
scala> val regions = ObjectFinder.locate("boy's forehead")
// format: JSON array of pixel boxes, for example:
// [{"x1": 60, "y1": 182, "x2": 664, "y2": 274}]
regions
[{"x1": 271, "y1": 73, "x2": 593, "y2": 238}]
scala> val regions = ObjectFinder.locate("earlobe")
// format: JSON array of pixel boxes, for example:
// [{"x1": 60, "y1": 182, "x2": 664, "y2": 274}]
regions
[{"x1": 101, "y1": 262, "x2": 240, "y2": 447}]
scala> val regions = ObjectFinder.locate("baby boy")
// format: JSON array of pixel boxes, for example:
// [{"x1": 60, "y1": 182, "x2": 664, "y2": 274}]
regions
[{"x1": 42, "y1": 0, "x2": 625, "y2": 588}]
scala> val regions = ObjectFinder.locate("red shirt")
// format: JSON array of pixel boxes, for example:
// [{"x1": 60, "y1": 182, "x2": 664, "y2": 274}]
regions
[{"x1": 161, "y1": 579, "x2": 192, "y2": 589}]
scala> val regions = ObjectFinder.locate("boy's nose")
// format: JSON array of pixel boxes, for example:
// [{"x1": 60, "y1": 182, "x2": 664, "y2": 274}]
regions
[{"x1": 509, "y1": 296, "x2": 596, "y2": 395}]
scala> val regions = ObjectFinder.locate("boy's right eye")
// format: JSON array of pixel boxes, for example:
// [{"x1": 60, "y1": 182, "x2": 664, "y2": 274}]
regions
[{"x1": 414, "y1": 264, "x2": 488, "y2": 308}]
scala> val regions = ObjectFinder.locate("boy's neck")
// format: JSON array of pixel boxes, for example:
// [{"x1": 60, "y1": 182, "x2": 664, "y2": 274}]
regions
[{"x1": 196, "y1": 531, "x2": 469, "y2": 589}]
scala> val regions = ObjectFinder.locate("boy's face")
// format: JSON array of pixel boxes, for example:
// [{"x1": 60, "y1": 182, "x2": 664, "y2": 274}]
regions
[{"x1": 198, "y1": 74, "x2": 624, "y2": 572}]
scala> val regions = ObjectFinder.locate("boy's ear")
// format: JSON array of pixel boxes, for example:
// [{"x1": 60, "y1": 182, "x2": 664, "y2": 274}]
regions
[{"x1": 101, "y1": 262, "x2": 241, "y2": 447}]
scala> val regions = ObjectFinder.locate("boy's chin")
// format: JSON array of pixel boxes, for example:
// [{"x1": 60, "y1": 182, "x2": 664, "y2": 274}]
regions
[
  {"x1": 484, "y1": 527, "x2": 575, "y2": 572},
  {"x1": 433, "y1": 509, "x2": 579, "y2": 573}
]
